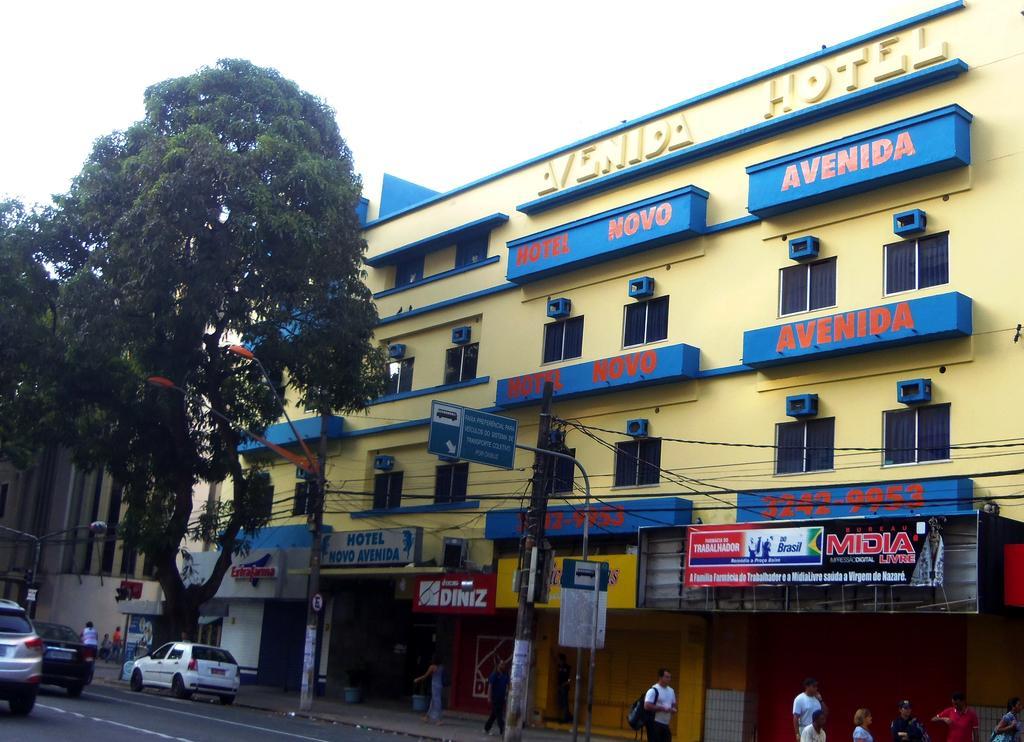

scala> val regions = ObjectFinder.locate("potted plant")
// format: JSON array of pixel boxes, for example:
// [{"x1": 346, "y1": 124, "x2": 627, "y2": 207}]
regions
[{"x1": 344, "y1": 665, "x2": 367, "y2": 703}]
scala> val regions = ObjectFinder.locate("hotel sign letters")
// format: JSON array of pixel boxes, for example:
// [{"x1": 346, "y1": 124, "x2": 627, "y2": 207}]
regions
[
  {"x1": 742, "y1": 292, "x2": 972, "y2": 368},
  {"x1": 531, "y1": 25, "x2": 950, "y2": 199},
  {"x1": 747, "y1": 105, "x2": 972, "y2": 216},
  {"x1": 495, "y1": 343, "x2": 700, "y2": 406},
  {"x1": 506, "y1": 186, "x2": 707, "y2": 283},
  {"x1": 763, "y1": 27, "x2": 949, "y2": 120}
]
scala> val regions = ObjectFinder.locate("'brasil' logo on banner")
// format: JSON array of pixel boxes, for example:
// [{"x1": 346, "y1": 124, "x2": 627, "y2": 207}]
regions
[{"x1": 688, "y1": 526, "x2": 824, "y2": 567}]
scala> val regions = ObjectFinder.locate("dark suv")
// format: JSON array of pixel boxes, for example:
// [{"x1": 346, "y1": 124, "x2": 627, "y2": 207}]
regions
[{"x1": 0, "y1": 599, "x2": 43, "y2": 715}]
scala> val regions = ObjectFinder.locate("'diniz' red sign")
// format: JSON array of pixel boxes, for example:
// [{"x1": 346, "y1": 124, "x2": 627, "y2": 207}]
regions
[{"x1": 685, "y1": 517, "x2": 947, "y2": 588}]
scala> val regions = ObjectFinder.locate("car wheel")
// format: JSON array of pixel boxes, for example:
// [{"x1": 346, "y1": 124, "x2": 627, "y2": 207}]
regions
[
  {"x1": 9, "y1": 693, "x2": 36, "y2": 716},
  {"x1": 130, "y1": 669, "x2": 144, "y2": 692},
  {"x1": 67, "y1": 684, "x2": 84, "y2": 698},
  {"x1": 219, "y1": 694, "x2": 235, "y2": 705},
  {"x1": 171, "y1": 674, "x2": 192, "y2": 700}
]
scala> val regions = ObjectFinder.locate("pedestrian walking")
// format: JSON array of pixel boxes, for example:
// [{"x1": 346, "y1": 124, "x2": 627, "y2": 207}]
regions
[
  {"x1": 802, "y1": 710, "x2": 827, "y2": 742},
  {"x1": 484, "y1": 660, "x2": 509, "y2": 736},
  {"x1": 794, "y1": 677, "x2": 827, "y2": 740},
  {"x1": 642, "y1": 668, "x2": 678, "y2": 742},
  {"x1": 993, "y1": 697, "x2": 1022, "y2": 742},
  {"x1": 99, "y1": 633, "x2": 112, "y2": 661},
  {"x1": 556, "y1": 653, "x2": 572, "y2": 723},
  {"x1": 853, "y1": 709, "x2": 873, "y2": 741},
  {"x1": 891, "y1": 700, "x2": 926, "y2": 741},
  {"x1": 111, "y1": 626, "x2": 122, "y2": 662},
  {"x1": 81, "y1": 620, "x2": 98, "y2": 648},
  {"x1": 414, "y1": 655, "x2": 445, "y2": 725},
  {"x1": 931, "y1": 692, "x2": 979, "y2": 742}
]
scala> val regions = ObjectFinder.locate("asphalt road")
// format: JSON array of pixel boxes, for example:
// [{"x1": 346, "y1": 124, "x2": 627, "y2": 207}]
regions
[{"x1": 0, "y1": 683, "x2": 404, "y2": 742}]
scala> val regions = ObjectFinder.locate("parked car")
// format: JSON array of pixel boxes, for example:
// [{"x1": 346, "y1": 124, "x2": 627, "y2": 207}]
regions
[
  {"x1": 130, "y1": 641, "x2": 239, "y2": 704},
  {"x1": 0, "y1": 599, "x2": 43, "y2": 715},
  {"x1": 33, "y1": 621, "x2": 93, "y2": 697}
]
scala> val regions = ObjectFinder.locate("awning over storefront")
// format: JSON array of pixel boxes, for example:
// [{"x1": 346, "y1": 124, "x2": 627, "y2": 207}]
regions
[{"x1": 297, "y1": 566, "x2": 446, "y2": 578}]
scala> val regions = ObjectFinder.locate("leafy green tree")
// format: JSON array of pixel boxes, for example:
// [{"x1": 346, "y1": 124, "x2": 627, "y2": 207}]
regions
[
  {"x1": 24, "y1": 59, "x2": 385, "y2": 639},
  {"x1": 0, "y1": 201, "x2": 62, "y2": 467}
]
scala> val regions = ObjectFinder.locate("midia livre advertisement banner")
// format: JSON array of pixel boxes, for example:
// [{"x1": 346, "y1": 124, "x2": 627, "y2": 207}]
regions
[{"x1": 684, "y1": 517, "x2": 945, "y2": 588}]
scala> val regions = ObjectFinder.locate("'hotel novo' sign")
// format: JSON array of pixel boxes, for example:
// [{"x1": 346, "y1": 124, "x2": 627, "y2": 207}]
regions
[
  {"x1": 506, "y1": 186, "x2": 707, "y2": 283},
  {"x1": 747, "y1": 105, "x2": 972, "y2": 216},
  {"x1": 496, "y1": 343, "x2": 700, "y2": 406},
  {"x1": 322, "y1": 528, "x2": 422, "y2": 567},
  {"x1": 742, "y1": 292, "x2": 971, "y2": 368}
]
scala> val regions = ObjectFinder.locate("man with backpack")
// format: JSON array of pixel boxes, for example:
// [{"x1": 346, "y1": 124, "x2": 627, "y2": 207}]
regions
[{"x1": 643, "y1": 668, "x2": 678, "y2": 742}]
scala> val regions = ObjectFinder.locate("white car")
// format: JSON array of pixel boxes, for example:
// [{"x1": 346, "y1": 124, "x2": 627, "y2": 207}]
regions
[{"x1": 130, "y1": 641, "x2": 239, "y2": 704}]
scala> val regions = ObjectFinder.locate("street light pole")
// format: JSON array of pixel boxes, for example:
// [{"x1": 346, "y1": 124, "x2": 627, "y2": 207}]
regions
[{"x1": 0, "y1": 522, "x2": 108, "y2": 617}]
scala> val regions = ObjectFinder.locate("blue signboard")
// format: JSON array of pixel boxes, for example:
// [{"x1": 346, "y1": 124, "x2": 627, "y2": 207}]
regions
[
  {"x1": 746, "y1": 105, "x2": 972, "y2": 217},
  {"x1": 485, "y1": 496, "x2": 692, "y2": 540},
  {"x1": 736, "y1": 477, "x2": 973, "y2": 522},
  {"x1": 427, "y1": 401, "x2": 518, "y2": 469},
  {"x1": 505, "y1": 185, "x2": 708, "y2": 283},
  {"x1": 496, "y1": 343, "x2": 700, "y2": 407},
  {"x1": 742, "y1": 292, "x2": 972, "y2": 368}
]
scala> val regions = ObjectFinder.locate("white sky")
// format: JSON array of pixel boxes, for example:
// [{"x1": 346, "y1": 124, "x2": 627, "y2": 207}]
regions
[{"x1": 1, "y1": 0, "x2": 939, "y2": 209}]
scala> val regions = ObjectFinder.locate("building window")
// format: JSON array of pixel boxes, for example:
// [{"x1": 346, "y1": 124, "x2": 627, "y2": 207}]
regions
[
  {"x1": 456, "y1": 236, "x2": 488, "y2": 267},
  {"x1": 386, "y1": 358, "x2": 414, "y2": 395},
  {"x1": 395, "y1": 256, "x2": 425, "y2": 287},
  {"x1": 885, "y1": 233, "x2": 948, "y2": 295},
  {"x1": 435, "y1": 462, "x2": 469, "y2": 504},
  {"x1": 293, "y1": 482, "x2": 311, "y2": 516},
  {"x1": 779, "y1": 258, "x2": 837, "y2": 316},
  {"x1": 444, "y1": 343, "x2": 479, "y2": 385},
  {"x1": 548, "y1": 449, "x2": 575, "y2": 495},
  {"x1": 614, "y1": 439, "x2": 661, "y2": 487},
  {"x1": 101, "y1": 485, "x2": 123, "y2": 574},
  {"x1": 776, "y1": 418, "x2": 835, "y2": 474},
  {"x1": 884, "y1": 404, "x2": 950, "y2": 465},
  {"x1": 373, "y1": 472, "x2": 404, "y2": 510},
  {"x1": 0, "y1": 483, "x2": 7, "y2": 518},
  {"x1": 623, "y1": 297, "x2": 669, "y2": 347},
  {"x1": 251, "y1": 471, "x2": 274, "y2": 519},
  {"x1": 543, "y1": 317, "x2": 584, "y2": 363}
]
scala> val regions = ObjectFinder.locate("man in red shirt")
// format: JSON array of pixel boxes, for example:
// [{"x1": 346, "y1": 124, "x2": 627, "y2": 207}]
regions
[{"x1": 931, "y1": 692, "x2": 979, "y2": 742}]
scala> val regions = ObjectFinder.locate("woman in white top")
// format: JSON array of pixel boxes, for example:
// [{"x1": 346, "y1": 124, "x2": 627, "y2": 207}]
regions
[{"x1": 853, "y1": 708, "x2": 874, "y2": 742}]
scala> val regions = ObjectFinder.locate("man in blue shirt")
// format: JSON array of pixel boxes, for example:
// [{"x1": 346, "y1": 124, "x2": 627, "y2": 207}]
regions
[{"x1": 485, "y1": 660, "x2": 510, "y2": 736}]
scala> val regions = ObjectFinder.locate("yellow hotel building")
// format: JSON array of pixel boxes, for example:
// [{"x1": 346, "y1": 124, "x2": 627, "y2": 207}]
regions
[{"x1": 237, "y1": 2, "x2": 1024, "y2": 740}]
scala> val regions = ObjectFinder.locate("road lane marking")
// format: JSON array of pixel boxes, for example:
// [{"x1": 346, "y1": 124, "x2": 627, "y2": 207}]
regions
[
  {"x1": 81, "y1": 690, "x2": 335, "y2": 742},
  {"x1": 37, "y1": 703, "x2": 195, "y2": 741}
]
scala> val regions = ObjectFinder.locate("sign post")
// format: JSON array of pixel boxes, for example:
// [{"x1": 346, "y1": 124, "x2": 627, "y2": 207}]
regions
[{"x1": 428, "y1": 401, "x2": 518, "y2": 469}]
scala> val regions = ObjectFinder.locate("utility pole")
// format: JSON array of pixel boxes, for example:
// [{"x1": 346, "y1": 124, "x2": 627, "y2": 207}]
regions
[
  {"x1": 504, "y1": 381, "x2": 554, "y2": 742},
  {"x1": 300, "y1": 405, "x2": 329, "y2": 711}
]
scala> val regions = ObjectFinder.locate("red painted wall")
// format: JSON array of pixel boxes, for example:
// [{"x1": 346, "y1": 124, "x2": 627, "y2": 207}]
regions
[
  {"x1": 451, "y1": 614, "x2": 515, "y2": 713},
  {"x1": 752, "y1": 614, "x2": 966, "y2": 742}
]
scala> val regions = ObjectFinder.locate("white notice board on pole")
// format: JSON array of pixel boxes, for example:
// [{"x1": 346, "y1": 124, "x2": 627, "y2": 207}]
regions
[{"x1": 558, "y1": 559, "x2": 609, "y2": 649}]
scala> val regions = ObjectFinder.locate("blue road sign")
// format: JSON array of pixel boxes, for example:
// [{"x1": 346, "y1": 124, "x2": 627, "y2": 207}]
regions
[{"x1": 428, "y1": 401, "x2": 518, "y2": 470}]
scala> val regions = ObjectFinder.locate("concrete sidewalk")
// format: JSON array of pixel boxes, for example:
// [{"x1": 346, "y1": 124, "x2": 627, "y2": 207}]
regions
[{"x1": 90, "y1": 662, "x2": 626, "y2": 742}]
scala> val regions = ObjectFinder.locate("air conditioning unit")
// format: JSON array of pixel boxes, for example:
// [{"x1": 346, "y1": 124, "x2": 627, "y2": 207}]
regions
[
  {"x1": 451, "y1": 326, "x2": 471, "y2": 345},
  {"x1": 628, "y1": 276, "x2": 655, "y2": 299},
  {"x1": 786, "y1": 394, "x2": 819, "y2": 417},
  {"x1": 626, "y1": 418, "x2": 649, "y2": 437},
  {"x1": 897, "y1": 378, "x2": 932, "y2": 405},
  {"x1": 442, "y1": 537, "x2": 468, "y2": 569},
  {"x1": 374, "y1": 455, "x2": 395, "y2": 471},
  {"x1": 893, "y1": 209, "x2": 927, "y2": 236},
  {"x1": 388, "y1": 343, "x2": 406, "y2": 359},
  {"x1": 788, "y1": 236, "x2": 820, "y2": 261},
  {"x1": 546, "y1": 298, "x2": 572, "y2": 319}
]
